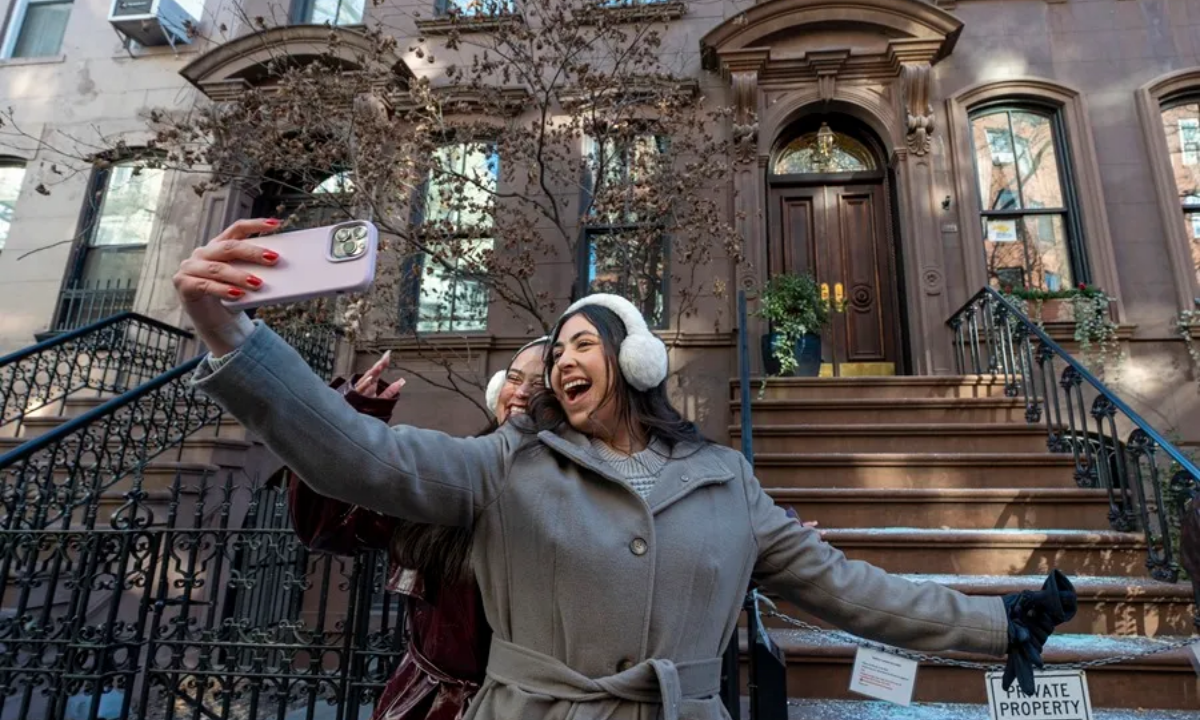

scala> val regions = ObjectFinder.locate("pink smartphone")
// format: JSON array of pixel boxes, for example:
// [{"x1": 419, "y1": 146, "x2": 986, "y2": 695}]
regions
[{"x1": 220, "y1": 220, "x2": 379, "y2": 311}]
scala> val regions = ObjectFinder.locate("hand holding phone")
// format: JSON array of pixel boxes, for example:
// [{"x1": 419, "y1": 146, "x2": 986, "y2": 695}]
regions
[{"x1": 220, "y1": 220, "x2": 379, "y2": 311}]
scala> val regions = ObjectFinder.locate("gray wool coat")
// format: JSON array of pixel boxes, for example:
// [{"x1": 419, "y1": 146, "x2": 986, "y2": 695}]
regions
[{"x1": 194, "y1": 323, "x2": 1009, "y2": 720}]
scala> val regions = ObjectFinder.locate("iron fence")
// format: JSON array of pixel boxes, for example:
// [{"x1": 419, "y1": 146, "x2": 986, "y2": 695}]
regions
[
  {"x1": 949, "y1": 287, "x2": 1200, "y2": 623},
  {"x1": 0, "y1": 313, "x2": 189, "y2": 434},
  {"x1": 0, "y1": 470, "x2": 402, "y2": 720}
]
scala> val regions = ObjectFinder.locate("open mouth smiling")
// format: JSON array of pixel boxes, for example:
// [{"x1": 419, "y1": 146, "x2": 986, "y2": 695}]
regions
[{"x1": 562, "y1": 378, "x2": 592, "y2": 404}]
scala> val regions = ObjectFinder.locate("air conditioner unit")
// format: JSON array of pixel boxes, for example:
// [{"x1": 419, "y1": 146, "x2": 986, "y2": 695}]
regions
[{"x1": 109, "y1": 0, "x2": 196, "y2": 49}]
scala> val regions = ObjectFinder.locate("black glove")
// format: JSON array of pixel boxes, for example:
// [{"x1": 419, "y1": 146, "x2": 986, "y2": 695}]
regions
[{"x1": 1001, "y1": 570, "x2": 1077, "y2": 695}]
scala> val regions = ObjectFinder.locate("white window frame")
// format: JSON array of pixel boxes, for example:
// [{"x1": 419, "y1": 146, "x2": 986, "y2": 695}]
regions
[{"x1": 1, "y1": 0, "x2": 72, "y2": 59}]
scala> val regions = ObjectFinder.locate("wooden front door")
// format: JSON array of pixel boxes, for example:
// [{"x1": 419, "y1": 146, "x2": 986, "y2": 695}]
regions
[{"x1": 768, "y1": 183, "x2": 902, "y2": 376}]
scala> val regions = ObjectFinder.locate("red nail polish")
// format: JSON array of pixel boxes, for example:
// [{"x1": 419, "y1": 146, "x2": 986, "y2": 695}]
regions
[
  {"x1": 228, "y1": 288, "x2": 245, "y2": 298},
  {"x1": 263, "y1": 219, "x2": 280, "y2": 226},
  {"x1": 263, "y1": 251, "x2": 279, "y2": 262},
  {"x1": 246, "y1": 275, "x2": 263, "y2": 288}
]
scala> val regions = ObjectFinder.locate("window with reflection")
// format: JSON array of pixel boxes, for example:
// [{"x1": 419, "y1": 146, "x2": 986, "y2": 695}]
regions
[
  {"x1": 582, "y1": 133, "x2": 668, "y2": 327},
  {"x1": 772, "y1": 125, "x2": 876, "y2": 175},
  {"x1": 293, "y1": 0, "x2": 364, "y2": 25},
  {"x1": 0, "y1": 161, "x2": 26, "y2": 252},
  {"x1": 970, "y1": 107, "x2": 1083, "y2": 291},
  {"x1": 1159, "y1": 98, "x2": 1200, "y2": 287},
  {"x1": 436, "y1": 0, "x2": 514, "y2": 16},
  {"x1": 414, "y1": 143, "x2": 497, "y2": 334},
  {"x1": 55, "y1": 158, "x2": 165, "y2": 330}
]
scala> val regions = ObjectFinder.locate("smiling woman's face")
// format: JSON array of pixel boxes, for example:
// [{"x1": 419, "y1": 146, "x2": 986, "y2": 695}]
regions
[
  {"x1": 549, "y1": 313, "x2": 620, "y2": 437},
  {"x1": 495, "y1": 344, "x2": 546, "y2": 424}
]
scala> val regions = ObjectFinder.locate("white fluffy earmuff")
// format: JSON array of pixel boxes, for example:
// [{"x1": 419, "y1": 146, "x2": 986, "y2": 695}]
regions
[
  {"x1": 486, "y1": 336, "x2": 551, "y2": 417},
  {"x1": 552, "y1": 293, "x2": 668, "y2": 392}
]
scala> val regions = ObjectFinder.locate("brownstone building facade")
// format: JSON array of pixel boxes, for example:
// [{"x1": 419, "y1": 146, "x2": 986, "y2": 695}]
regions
[{"x1": 2, "y1": 0, "x2": 1200, "y2": 444}]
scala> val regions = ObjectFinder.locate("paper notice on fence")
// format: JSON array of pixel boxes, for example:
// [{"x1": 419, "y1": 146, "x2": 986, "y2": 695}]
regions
[
  {"x1": 987, "y1": 219, "x2": 1018, "y2": 242},
  {"x1": 848, "y1": 647, "x2": 918, "y2": 706},
  {"x1": 985, "y1": 670, "x2": 1093, "y2": 720}
]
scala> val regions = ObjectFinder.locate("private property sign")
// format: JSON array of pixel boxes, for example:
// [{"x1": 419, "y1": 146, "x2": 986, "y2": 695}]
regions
[{"x1": 985, "y1": 670, "x2": 1094, "y2": 720}]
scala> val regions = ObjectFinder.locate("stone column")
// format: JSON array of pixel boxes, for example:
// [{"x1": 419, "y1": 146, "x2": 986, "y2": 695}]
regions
[
  {"x1": 724, "y1": 52, "x2": 768, "y2": 371},
  {"x1": 893, "y1": 60, "x2": 953, "y2": 374}
]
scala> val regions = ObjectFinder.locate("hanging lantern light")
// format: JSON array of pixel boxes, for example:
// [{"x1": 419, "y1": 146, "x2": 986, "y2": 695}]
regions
[{"x1": 815, "y1": 122, "x2": 835, "y2": 171}]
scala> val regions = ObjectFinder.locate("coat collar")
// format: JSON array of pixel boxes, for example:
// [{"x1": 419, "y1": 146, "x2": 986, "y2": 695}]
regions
[{"x1": 536, "y1": 428, "x2": 734, "y2": 515}]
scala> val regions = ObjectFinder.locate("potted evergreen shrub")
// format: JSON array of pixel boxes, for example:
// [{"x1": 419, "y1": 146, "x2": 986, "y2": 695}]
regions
[{"x1": 756, "y1": 272, "x2": 831, "y2": 377}]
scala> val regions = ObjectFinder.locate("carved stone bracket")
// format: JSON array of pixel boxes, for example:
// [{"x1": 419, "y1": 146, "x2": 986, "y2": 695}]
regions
[
  {"x1": 808, "y1": 50, "x2": 849, "y2": 104},
  {"x1": 901, "y1": 62, "x2": 935, "y2": 156},
  {"x1": 723, "y1": 50, "x2": 768, "y2": 164}
]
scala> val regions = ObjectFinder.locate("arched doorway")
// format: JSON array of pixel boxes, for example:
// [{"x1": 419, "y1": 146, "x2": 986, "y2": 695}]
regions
[{"x1": 767, "y1": 115, "x2": 905, "y2": 376}]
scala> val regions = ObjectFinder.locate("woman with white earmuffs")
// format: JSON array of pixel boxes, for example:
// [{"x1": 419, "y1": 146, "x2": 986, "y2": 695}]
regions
[{"x1": 177, "y1": 219, "x2": 1076, "y2": 720}]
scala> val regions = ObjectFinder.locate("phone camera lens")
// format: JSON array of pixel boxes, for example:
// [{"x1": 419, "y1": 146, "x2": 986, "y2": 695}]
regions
[
  {"x1": 342, "y1": 240, "x2": 359, "y2": 256},
  {"x1": 352, "y1": 226, "x2": 368, "y2": 240},
  {"x1": 335, "y1": 228, "x2": 351, "y2": 242}
]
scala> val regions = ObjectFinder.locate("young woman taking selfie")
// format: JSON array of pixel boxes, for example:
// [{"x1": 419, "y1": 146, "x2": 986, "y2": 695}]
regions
[{"x1": 177, "y1": 219, "x2": 1075, "y2": 720}]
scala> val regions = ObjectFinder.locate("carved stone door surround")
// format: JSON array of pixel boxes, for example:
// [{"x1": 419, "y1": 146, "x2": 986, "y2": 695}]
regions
[{"x1": 701, "y1": 0, "x2": 964, "y2": 374}]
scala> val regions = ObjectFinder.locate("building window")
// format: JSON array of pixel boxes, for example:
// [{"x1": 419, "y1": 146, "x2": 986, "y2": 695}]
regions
[
  {"x1": 1160, "y1": 98, "x2": 1200, "y2": 288},
  {"x1": 969, "y1": 107, "x2": 1085, "y2": 291},
  {"x1": 412, "y1": 143, "x2": 497, "y2": 334},
  {"x1": 0, "y1": 161, "x2": 25, "y2": 252},
  {"x1": 55, "y1": 160, "x2": 164, "y2": 330},
  {"x1": 436, "y1": 0, "x2": 513, "y2": 16},
  {"x1": 292, "y1": 0, "x2": 364, "y2": 25},
  {"x1": 2, "y1": 0, "x2": 72, "y2": 58},
  {"x1": 581, "y1": 134, "x2": 667, "y2": 327}
]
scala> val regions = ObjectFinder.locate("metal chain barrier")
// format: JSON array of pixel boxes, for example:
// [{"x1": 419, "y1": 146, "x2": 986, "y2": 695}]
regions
[{"x1": 752, "y1": 591, "x2": 1198, "y2": 672}]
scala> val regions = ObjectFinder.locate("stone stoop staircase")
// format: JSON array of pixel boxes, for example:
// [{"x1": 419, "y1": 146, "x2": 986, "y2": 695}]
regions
[
  {"x1": 731, "y1": 376, "x2": 1199, "y2": 716},
  {"x1": 0, "y1": 391, "x2": 258, "y2": 515}
]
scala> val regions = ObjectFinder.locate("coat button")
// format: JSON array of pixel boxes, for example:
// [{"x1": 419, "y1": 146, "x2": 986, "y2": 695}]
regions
[
  {"x1": 629, "y1": 537, "x2": 648, "y2": 556},
  {"x1": 680, "y1": 474, "x2": 690, "y2": 483},
  {"x1": 616, "y1": 658, "x2": 634, "y2": 672}
]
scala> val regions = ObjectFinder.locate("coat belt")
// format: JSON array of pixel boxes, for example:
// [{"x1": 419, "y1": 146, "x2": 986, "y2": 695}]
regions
[{"x1": 485, "y1": 638, "x2": 722, "y2": 720}]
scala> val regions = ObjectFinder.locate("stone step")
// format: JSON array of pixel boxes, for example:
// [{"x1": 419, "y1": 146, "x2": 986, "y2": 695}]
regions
[
  {"x1": 741, "y1": 698, "x2": 1200, "y2": 719},
  {"x1": 753, "y1": 453, "x2": 1079, "y2": 489},
  {"x1": 732, "y1": 376, "x2": 1013, "y2": 401},
  {"x1": 739, "y1": 628, "x2": 1198, "y2": 709},
  {"x1": 733, "y1": 397, "x2": 1033, "y2": 425},
  {"x1": 820, "y1": 528, "x2": 1147, "y2": 576},
  {"x1": 733, "y1": 424, "x2": 1052, "y2": 454},
  {"x1": 767, "y1": 488, "x2": 1114, "y2": 530},
  {"x1": 756, "y1": 574, "x2": 1199, "y2": 637}
]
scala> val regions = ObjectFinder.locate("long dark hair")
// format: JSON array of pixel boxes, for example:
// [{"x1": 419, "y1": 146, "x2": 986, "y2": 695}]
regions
[
  {"x1": 388, "y1": 420, "x2": 496, "y2": 592},
  {"x1": 522, "y1": 304, "x2": 707, "y2": 450}
]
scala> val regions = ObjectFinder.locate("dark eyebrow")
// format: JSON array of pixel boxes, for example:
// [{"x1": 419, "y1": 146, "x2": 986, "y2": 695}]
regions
[{"x1": 553, "y1": 329, "x2": 597, "y2": 349}]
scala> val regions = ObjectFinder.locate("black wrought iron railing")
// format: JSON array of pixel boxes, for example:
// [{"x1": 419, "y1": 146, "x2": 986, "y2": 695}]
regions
[
  {"x1": 52, "y1": 278, "x2": 138, "y2": 333},
  {"x1": 0, "y1": 312, "x2": 189, "y2": 434},
  {"x1": 949, "y1": 287, "x2": 1200, "y2": 605},
  {"x1": 0, "y1": 467, "x2": 403, "y2": 720},
  {"x1": 0, "y1": 356, "x2": 224, "y2": 530},
  {"x1": 0, "y1": 321, "x2": 374, "y2": 720}
]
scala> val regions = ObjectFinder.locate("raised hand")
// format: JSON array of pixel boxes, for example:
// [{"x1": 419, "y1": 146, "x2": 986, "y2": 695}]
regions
[
  {"x1": 172, "y1": 218, "x2": 281, "y2": 355},
  {"x1": 354, "y1": 350, "x2": 405, "y2": 400}
]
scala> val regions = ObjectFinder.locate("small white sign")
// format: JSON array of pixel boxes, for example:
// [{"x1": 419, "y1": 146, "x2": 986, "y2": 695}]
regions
[
  {"x1": 1187, "y1": 641, "x2": 1200, "y2": 675},
  {"x1": 985, "y1": 670, "x2": 1093, "y2": 720},
  {"x1": 848, "y1": 647, "x2": 918, "y2": 706},
  {"x1": 988, "y1": 219, "x2": 1019, "y2": 243}
]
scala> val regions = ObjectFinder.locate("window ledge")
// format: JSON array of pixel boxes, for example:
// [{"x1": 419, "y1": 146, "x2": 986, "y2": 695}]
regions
[
  {"x1": 112, "y1": 39, "x2": 203, "y2": 61},
  {"x1": 415, "y1": 13, "x2": 524, "y2": 35},
  {"x1": 577, "y1": 1, "x2": 686, "y2": 24},
  {"x1": 0, "y1": 53, "x2": 66, "y2": 68}
]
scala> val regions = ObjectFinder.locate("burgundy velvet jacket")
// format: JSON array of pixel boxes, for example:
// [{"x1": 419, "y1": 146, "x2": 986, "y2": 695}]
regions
[{"x1": 275, "y1": 376, "x2": 491, "y2": 720}]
